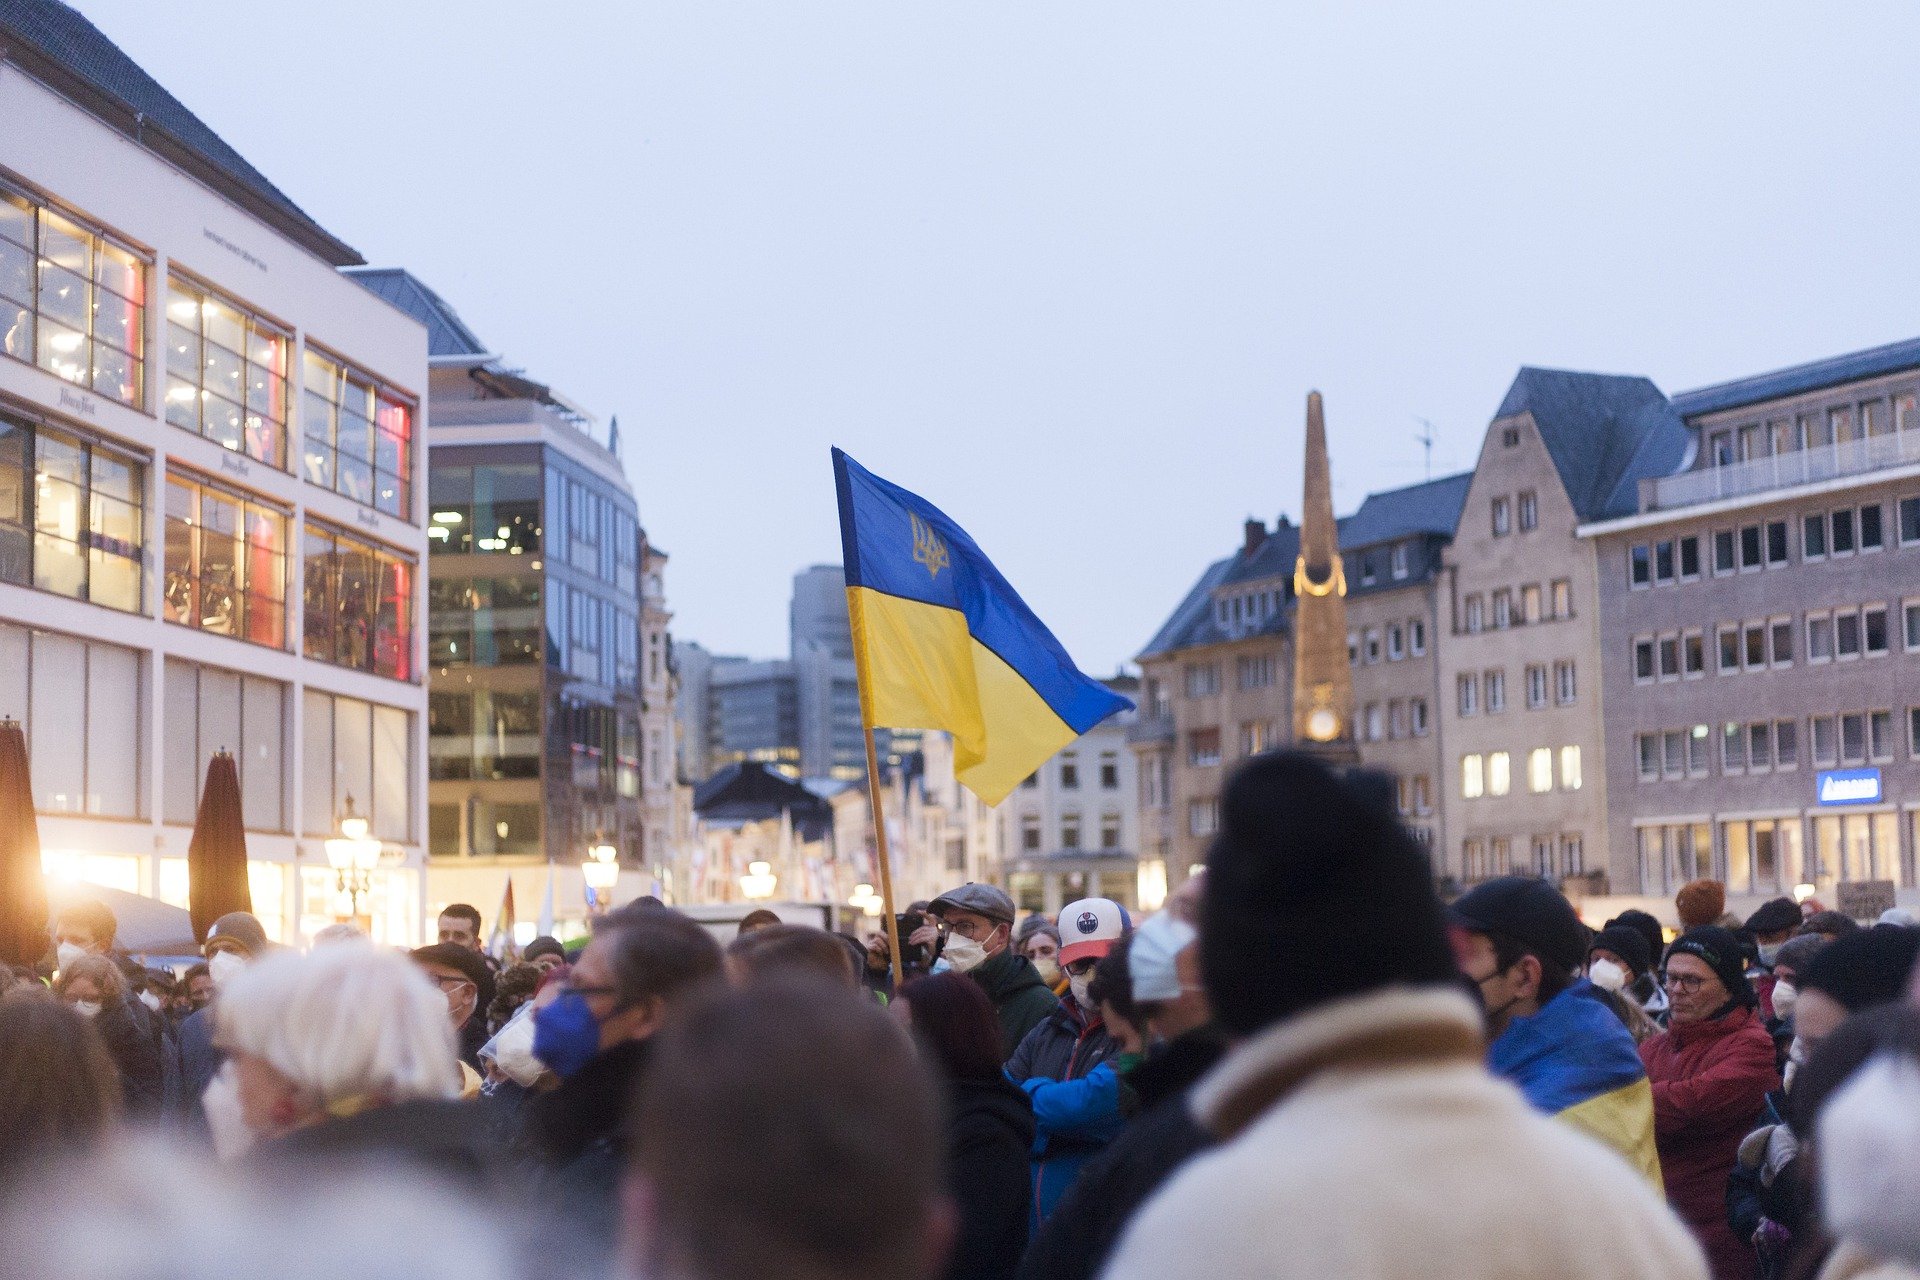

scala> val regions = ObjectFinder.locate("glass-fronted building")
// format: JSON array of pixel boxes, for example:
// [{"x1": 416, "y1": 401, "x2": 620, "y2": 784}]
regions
[
  {"x1": 0, "y1": 6, "x2": 430, "y2": 945},
  {"x1": 353, "y1": 269, "x2": 663, "y2": 928}
]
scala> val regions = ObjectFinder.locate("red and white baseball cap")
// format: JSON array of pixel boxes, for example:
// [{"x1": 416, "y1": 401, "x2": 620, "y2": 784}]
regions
[{"x1": 1057, "y1": 898, "x2": 1131, "y2": 966}]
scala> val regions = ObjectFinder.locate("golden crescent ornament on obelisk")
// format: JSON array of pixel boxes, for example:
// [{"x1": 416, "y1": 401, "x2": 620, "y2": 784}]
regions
[{"x1": 1290, "y1": 391, "x2": 1360, "y2": 762}]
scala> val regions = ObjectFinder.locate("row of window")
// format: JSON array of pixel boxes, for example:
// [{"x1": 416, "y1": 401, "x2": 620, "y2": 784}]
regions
[
  {"x1": 1017, "y1": 810, "x2": 1126, "y2": 853},
  {"x1": 1460, "y1": 579, "x2": 1572, "y2": 633},
  {"x1": 1460, "y1": 746, "x2": 1584, "y2": 798},
  {"x1": 1185, "y1": 720, "x2": 1283, "y2": 767},
  {"x1": 429, "y1": 463, "x2": 539, "y2": 555},
  {"x1": 1489, "y1": 490, "x2": 1541, "y2": 537},
  {"x1": 1638, "y1": 812, "x2": 1914, "y2": 898},
  {"x1": 1362, "y1": 697, "x2": 1431, "y2": 742},
  {"x1": 1635, "y1": 707, "x2": 1920, "y2": 778},
  {"x1": 3, "y1": 178, "x2": 416, "y2": 519},
  {"x1": 1356, "y1": 541, "x2": 1415, "y2": 586},
  {"x1": 1631, "y1": 600, "x2": 1915, "y2": 683},
  {"x1": 1703, "y1": 392, "x2": 1919, "y2": 469},
  {"x1": 1018, "y1": 750, "x2": 1124, "y2": 791},
  {"x1": 1457, "y1": 662, "x2": 1577, "y2": 716},
  {"x1": 1627, "y1": 499, "x2": 1920, "y2": 590},
  {"x1": 1349, "y1": 618, "x2": 1430, "y2": 665},
  {"x1": 1461, "y1": 832, "x2": 1585, "y2": 882}
]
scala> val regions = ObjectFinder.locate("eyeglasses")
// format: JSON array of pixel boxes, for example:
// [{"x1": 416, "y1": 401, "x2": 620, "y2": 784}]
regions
[
  {"x1": 1065, "y1": 958, "x2": 1100, "y2": 977},
  {"x1": 1663, "y1": 973, "x2": 1710, "y2": 993},
  {"x1": 427, "y1": 973, "x2": 475, "y2": 994},
  {"x1": 560, "y1": 979, "x2": 619, "y2": 1000}
]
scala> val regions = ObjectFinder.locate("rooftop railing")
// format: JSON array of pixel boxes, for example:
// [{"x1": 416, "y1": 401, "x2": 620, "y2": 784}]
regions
[{"x1": 1643, "y1": 429, "x2": 1920, "y2": 511}]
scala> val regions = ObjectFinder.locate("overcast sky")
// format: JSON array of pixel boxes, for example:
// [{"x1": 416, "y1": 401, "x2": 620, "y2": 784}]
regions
[{"x1": 76, "y1": 2, "x2": 1920, "y2": 673}]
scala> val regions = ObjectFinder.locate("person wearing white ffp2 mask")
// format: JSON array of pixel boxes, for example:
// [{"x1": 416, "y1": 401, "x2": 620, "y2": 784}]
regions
[{"x1": 178, "y1": 912, "x2": 272, "y2": 1118}]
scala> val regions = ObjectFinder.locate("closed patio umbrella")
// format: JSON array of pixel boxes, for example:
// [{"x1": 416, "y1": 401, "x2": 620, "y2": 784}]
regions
[
  {"x1": 187, "y1": 751, "x2": 251, "y2": 944},
  {"x1": 0, "y1": 718, "x2": 48, "y2": 968}
]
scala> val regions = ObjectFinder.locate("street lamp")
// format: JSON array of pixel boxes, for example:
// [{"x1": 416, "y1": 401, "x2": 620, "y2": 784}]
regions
[
  {"x1": 848, "y1": 882, "x2": 883, "y2": 916},
  {"x1": 740, "y1": 860, "x2": 777, "y2": 900},
  {"x1": 583, "y1": 839, "x2": 620, "y2": 914},
  {"x1": 324, "y1": 796, "x2": 382, "y2": 927}
]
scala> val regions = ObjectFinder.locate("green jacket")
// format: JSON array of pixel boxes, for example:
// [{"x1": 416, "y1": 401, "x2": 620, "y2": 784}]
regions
[{"x1": 972, "y1": 946, "x2": 1060, "y2": 1061}]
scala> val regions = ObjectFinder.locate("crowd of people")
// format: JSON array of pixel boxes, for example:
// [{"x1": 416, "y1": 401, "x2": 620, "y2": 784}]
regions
[{"x1": 7, "y1": 751, "x2": 1920, "y2": 1280}]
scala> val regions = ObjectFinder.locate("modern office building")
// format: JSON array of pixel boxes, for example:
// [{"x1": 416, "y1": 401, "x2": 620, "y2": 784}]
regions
[
  {"x1": 678, "y1": 563, "x2": 910, "y2": 787},
  {"x1": 352, "y1": 269, "x2": 665, "y2": 927},
  {"x1": 0, "y1": 2, "x2": 430, "y2": 944},
  {"x1": 1134, "y1": 471, "x2": 1467, "y2": 884},
  {"x1": 1585, "y1": 339, "x2": 1920, "y2": 912}
]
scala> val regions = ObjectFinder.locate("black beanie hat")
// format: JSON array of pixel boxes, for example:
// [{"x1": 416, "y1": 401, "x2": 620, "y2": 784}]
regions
[
  {"x1": 1799, "y1": 926, "x2": 1920, "y2": 1013},
  {"x1": 1200, "y1": 752, "x2": 1458, "y2": 1036},
  {"x1": 1590, "y1": 925, "x2": 1653, "y2": 979},
  {"x1": 1606, "y1": 909, "x2": 1668, "y2": 972},
  {"x1": 1667, "y1": 926, "x2": 1753, "y2": 1006}
]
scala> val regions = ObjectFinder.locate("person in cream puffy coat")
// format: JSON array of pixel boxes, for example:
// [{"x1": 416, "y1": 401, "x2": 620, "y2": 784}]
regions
[{"x1": 1100, "y1": 752, "x2": 1706, "y2": 1280}]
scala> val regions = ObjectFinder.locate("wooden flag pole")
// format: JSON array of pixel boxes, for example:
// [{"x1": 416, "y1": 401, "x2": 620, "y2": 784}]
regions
[{"x1": 861, "y1": 722, "x2": 905, "y2": 989}]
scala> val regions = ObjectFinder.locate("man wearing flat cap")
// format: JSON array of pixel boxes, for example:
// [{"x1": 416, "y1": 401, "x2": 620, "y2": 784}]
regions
[{"x1": 924, "y1": 882, "x2": 1058, "y2": 1059}]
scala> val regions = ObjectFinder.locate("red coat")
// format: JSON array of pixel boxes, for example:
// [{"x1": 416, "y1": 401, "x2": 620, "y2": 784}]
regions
[{"x1": 1639, "y1": 1006, "x2": 1780, "y2": 1280}]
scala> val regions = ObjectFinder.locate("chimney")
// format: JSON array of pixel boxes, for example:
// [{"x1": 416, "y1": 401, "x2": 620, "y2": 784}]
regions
[{"x1": 1243, "y1": 518, "x2": 1267, "y2": 555}]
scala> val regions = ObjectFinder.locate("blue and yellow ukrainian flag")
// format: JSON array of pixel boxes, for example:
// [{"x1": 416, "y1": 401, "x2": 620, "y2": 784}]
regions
[
  {"x1": 833, "y1": 449, "x2": 1132, "y2": 806},
  {"x1": 1489, "y1": 980, "x2": 1665, "y2": 1188}
]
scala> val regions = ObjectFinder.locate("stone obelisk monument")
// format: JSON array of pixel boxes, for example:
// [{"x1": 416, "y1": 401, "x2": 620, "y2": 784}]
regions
[{"x1": 1289, "y1": 391, "x2": 1360, "y2": 763}]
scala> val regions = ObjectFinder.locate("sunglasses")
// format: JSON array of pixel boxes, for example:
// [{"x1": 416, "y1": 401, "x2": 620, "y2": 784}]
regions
[{"x1": 1065, "y1": 957, "x2": 1101, "y2": 977}]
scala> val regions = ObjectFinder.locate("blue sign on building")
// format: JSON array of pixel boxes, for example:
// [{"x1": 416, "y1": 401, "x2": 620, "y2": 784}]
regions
[{"x1": 1817, "y1": 768, "x2": 1883, "y2": 806}]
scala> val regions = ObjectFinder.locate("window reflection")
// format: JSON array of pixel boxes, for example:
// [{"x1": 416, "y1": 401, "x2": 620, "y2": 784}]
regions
[
  {"x1": 163, "y1": 471, "x2": 288, "y2": 648},
  {"x1": 0, "y1": 410, "x2": 143, "y2": 612},
  {"x1": 165, "y1": 277, "x2": 289, "y2": 468},
  {"x1": 0, "y1": 185, "x2": 144, "y2": 406},
  {"x1": 302, "y1": 520, "x2": 416, "y2": 681},
  {"x1": 303, "y1": 349, "x2": 414, "y2": 518}
]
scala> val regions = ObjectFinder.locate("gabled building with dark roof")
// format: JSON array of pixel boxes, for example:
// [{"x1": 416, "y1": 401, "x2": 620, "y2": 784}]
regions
[{"x1": 1133, "y1": 466, "x2": 1469, "y2": 883}]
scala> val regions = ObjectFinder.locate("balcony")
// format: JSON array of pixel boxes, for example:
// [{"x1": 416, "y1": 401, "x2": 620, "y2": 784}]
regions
[
  {"x1": 1126, "y1": 714, "x2": 1174, "y2": 745},
  {"x1": 433, "y1": 397, "x2": 603, "y2": 447},
  {"x1": 1643, "y1": 430, "x2": 1920, "y2": 512}
]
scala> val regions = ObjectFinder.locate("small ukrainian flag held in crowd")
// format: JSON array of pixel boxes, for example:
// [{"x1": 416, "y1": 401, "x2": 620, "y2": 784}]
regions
[{"x1": 833, "y1": 448, "x2": 1133, "y2": 807}]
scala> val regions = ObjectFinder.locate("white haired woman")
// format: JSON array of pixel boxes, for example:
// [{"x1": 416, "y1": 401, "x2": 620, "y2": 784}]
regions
[{"x1": 206, "y1": 943, "x2": 498, "y2": 1187}]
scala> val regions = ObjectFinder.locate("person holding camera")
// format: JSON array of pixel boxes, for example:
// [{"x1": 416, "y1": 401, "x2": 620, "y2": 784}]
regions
[{"x1": 916, "y1": 884, "x2": 1059, "y2": 1060}]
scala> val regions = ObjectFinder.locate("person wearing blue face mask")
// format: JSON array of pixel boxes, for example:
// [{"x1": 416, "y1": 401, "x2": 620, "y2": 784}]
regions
[{"x1": 515, "y1": 904, "x2": 723, "y2": 1264}]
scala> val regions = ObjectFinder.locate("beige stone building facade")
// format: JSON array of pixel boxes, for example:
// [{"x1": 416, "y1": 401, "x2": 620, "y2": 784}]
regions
[
  {"x1": 1432, "y1": 371, "x2": 1675, "y2": 891},
  {"x1": 1134, "y1": 476, "x2": 1467, "y2": 885}
]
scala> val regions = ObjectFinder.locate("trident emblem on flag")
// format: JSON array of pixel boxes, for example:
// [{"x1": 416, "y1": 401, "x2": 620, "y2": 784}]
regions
[{"x1": 910, "y1": 512, "x2": 950, "y2": 580}]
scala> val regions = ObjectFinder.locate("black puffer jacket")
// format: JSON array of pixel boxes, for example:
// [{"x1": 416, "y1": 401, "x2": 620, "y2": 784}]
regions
[
  {"x1": 1015, "y1": 1025, "x2": 1230, "y2": 1280},
  {"x1": 946, "y1": 1076, "x2": 1036, "y2": 1280}
]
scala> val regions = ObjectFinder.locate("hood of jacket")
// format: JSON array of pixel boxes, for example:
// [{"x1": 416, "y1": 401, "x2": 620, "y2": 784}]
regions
[{"x1": 971, "y1": 945, "x2": 1048, "y2": 1002}]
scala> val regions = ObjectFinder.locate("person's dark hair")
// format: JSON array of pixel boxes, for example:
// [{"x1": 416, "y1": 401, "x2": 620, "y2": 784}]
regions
[
  {"x1": 487, "y1": 962, "x2": 544, "y2": 1032},
  {"x1": 53, "y1": 955, "x2": 123, "y2": 1003},
  {"x1": 54, "y1": 901, "x2": 116, "y2": 950},
  {"x1": 736, "y1": 909, "x2": 783, "y2": 937},
  {"x1": 629, "y1": 976, "x2": 945, "y2": 1280},
  {"x1": 1086, "y1": 932, "x2": 1139, "y2": 1027},
  {"x1": 438, "y1": 903, "x2": 483, "y2": 935},
  {"x1": 728, "y1": 925, "x2": 857, "y2": 987},
  {"x1": 1203, "y1": 752, "x2": 1458, "y2": 1035},
  {"x1": 0, "y1": 993, "x2": 121, "y2": 1184},
  {"x1": 1801, "y1": 910, "x2": 1862, "y2": 941},
  {"x1": 599, "y1": 908, "x2": 723, "y2": 1011},
  {"x1": 522, "y1": 936, "x2": 566, "y2": 964},
  {"x1": 1789, "y1": 1004, "x2": 1920, "y2": 1142},
  {"x1": 180, "y1": 962, "x2": 210, "y2": 987},
  {"x1": 900, "y1": 972, "x2": 1006, "y2": 1083},
  {"x1": 1605, "y1": 909, "x2": 1668, "y2": 973},
  {"x1": 1488, "y1": 930, "x2": 1575, "y2": 1005}
]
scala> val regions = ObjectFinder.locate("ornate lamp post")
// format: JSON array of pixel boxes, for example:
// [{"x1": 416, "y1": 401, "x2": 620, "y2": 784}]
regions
[
  {"x1": 323, "y1": 796, "x2": 381, "y2": 931},
  {"x1": 739, "y1": 860, "x2": 777, "y2": 901}
]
